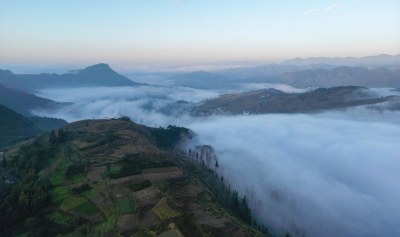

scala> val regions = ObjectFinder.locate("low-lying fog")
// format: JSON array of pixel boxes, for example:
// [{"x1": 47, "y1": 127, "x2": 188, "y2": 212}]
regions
[
  {"x1": 189, "y1": 113, "x2": 400, "y2": 237},
  {"x1": 33, "y1": 86, "x2": 221, "y2": 125},
  {"x1": 33, "y1": 86, "x2": 400, "y2": 237}
]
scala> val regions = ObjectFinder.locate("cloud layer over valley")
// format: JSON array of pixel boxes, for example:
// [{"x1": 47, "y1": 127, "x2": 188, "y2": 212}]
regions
[
  {"x1": 32, "y1": 86, "x2": 220, "y2": 125},
  {"x1": 189, "y1": 113, "x2": 400, "y2": 237},
  {"x1": 32, "y1": 86, "x2": 400, "y2": 237}
]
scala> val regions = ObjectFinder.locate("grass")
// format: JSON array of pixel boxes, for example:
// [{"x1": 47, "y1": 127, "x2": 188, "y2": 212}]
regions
[
  {"x1": 102, "y1": 163, "x2": 122, "y2": 178},
  {"x1": 49, "y1": 211, "x2": 77, "y2": 226},
  {"x1": 116, "y1": 198, "x2": 135, "y2": 215},
  {"x1": 152, "y1": 198, "x2": 180, "y2": 220},
  {"x1": 72, "y1": 174, "x2": 86, "y2": 184},
  {"x1": 50, "y1": 172, "x2": 67, "y2": 186},
  {"x1": 38, "y1": 169, "x2": 46, "y2": 178},
  {"x1": 14, "y1": 234, "x2": 28, "y2": 237},
  {"x1": 153, "y1": 179, "x2": 169, "y2": 192},
  {"x1": 50, "y1": 186, "x2": 70, "y2": 204},
  {"x1": 108, "y1": 163, "x2": 122, "y2": 173},
  {"x1": 73, "y1": 201, "x2": 101, "y2": 216},
  {"x1": 81, "y1": 188, "x2": 99, "y2": 199},
  {"x1": 60, "y1": 195, "x2": 87, "y2": 211},
  {"x1": 94, "y1": 213, "x2": 116, "y2": 235}
]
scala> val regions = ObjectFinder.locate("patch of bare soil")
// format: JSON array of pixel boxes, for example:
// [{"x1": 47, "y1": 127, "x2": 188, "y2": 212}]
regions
[
  {"x1": 143, "y1": 167, "x2": 184, "y2": 181},
  {"x1": 192, "y1": 209, "x2": 227, "y2": 228},
  {"x1": 117, "y1": 214, "x2": 139, "y2": 233},
  {"x1": 87, "y1": 166, "x2": 106, "y2": 183},
  {"x1": 110, "y1": 174, "x2": 144, "y2": 186},
  {"x1": 167, "y1": 184, "x2": 202, "y2": 199},
  {"x1": 140, "y1": 209, "x2": 160, "y2": 227},
  {"x1": 133, "y1": 186, "x2": 162, "y2": 207}
]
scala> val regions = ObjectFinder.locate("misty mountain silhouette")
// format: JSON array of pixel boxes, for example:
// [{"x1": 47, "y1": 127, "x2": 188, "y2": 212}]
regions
[
  {"x1": 170, "y1": 71, "x2": 231, "y2": 89},
  {"x1": 273, "y1": 66, "x2": 400, "y2": 88},
  {"x1": 0, "y1": 104, "x2": 38, "y2": 148},
  {"x1": 168, "y1": 64, "x2": 400, "y2": 90},
  {"x1": 191, "y1": 86, "x2": 395, "y2": 116},
  {"x1": 0, "y1": 83, "x2": 67, "y2": 139},
  {"x1": 281, "y1": 54, "x2": 400, "y2": 67},
  {"x1": 0, "y1": 82, "x2": 61, "y2": 116},
  {"x1": 73, "y1": 63, "x2": 140, "y2": 87},
  {"x1": 0, "y1": 63, "x2": 142, "y2": 91}
]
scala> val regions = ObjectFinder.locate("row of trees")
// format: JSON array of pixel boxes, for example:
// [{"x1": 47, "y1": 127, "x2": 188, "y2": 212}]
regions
[
  {"x1": 151, "y1": 125, "x2": 190, "y2": 149},
  {"x1": 186, "y1": 148, "x2": 269, "y2": 235},
  {"x1": 0, "y1": 135, "x2": 55, "y2": 236},
  {"x1": 0, "y1": 128, "x2": 77, "y2": 236}
]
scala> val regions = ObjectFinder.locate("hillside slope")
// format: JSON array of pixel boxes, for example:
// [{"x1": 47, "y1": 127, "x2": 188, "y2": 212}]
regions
[
  {"x1": 0, "y1": 105, "x2": 38, "y2": 148},
  {"x1": 0, "y1": 82, "x2": 68, "y2": 145},
  {"x1": 0, "y1": 82, "x2": 61, "y2": 116},
  {"x1": 0, "y1": 104, "x2": 67, "y2": 150},
  {"x1": 191, "y1": 86, "x2": 394, "y2": 116},
  {"x1": 0, "y1": 118, "x2": 266, "y2": 237}
]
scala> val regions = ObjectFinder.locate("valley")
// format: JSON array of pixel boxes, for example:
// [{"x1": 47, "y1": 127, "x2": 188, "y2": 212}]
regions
[
  {"x1": 1, "y1": 1, "x2": 399, "y2": 236},
  {"x1": 1, "y1": 56, "x2": 399, "y2": 237}
]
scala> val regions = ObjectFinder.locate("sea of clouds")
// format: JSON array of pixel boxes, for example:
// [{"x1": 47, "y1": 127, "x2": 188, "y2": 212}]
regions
[
  {"x1": 32, "y1": 85, "x2": 400, "y2": 237},
  {"x1": 188, "y1": 113, "x2": 400, "y2": 237},
  {"x1": 33, "y1": 86, "x2": 221, "y2": 125}
]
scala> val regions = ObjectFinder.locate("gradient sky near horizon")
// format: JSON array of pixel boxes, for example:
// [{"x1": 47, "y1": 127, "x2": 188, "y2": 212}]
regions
[{"x1": 0, "y1": 0, "x2": 399, "y2": 69}]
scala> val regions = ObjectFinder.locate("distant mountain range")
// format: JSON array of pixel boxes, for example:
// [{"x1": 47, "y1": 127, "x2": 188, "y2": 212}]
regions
[
  {"x1": 266, "y1": 66, "x2": 400, "y2": 88},
  {"x1": 2, "y1": 56, "x2": 400, "y2": 91},
  {"x1": 191, "y1": 86, "x2": 396, "y2": 116},
  {"x1": 170, "y1": 71, "x2": 232, "y2": 89},
  {"x1": 170, "y1": 65, "x2": 400, "y2": 90},
  {"x1": 217, "y1": 64, "x2": 337, "y2": 80},
  {"x1": 282, "y1": 54, "x2": 400, "y2": 68},
  {"x1": 168, "y1": 54, "x2": 400, "y2": 89},
  {"x1": 170, "y1": 65, "x2": 337, "y2": 89},
  {"x1": 0, "y1": 63, "x2": 142, "y2": 91}
]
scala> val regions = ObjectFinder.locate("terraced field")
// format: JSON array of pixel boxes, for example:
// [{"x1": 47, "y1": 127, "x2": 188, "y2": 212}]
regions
[{"x1": 3, "y1": 118, "x2": 267, "y2": 237}]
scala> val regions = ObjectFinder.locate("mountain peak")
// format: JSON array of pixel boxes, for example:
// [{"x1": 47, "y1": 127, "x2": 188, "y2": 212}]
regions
[
  {"x1": 74, "y1": 63, "x2": 141, "y2": 87},
  {"x1": 83, "y1": 63, "x2": 113, "y2": 72}
]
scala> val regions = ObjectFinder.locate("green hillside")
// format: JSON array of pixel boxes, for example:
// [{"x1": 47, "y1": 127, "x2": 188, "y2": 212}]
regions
[
  {"x1": 0, "y1": 104, "x2": 38, "y2": 148},
  {"x1": 0, "y1": 118, "x2": 268, "y2": 237}
]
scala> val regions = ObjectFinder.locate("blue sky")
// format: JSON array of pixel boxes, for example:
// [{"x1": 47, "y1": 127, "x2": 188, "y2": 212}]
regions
[{"x1": 0, "y1": 0, "x2": 399, "y2": 69}]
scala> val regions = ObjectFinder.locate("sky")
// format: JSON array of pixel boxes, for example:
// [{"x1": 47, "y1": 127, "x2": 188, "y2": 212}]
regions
[{"x1": 1, "y1": 0, "x2": 399, "y2": 70}]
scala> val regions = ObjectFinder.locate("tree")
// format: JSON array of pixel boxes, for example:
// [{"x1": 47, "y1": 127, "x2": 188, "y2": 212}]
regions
[
  {"x1": 18, "y1": 190, "x2": 29, "y2": 206},
  {"x1": 57, "y1": 129, "x2": 65, "y2": 143},
  {"x1": 240, "y1": 196, "x2": 252, "y2": 224},
  {"x1": 232, "y1": 190, "x2": 239, "y2": 208},
  {"x1": 2, "y1": 155, "x2": 6, "y2": 168},
  {"x1": 49, "y1": 130, "x2": 57, "y2": 143}
]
